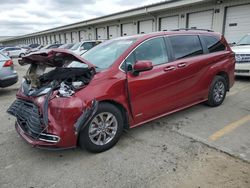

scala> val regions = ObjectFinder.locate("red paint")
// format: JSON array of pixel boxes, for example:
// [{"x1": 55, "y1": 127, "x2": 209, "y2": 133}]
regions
[{"x1": 15, "y1": 31, "x2": 235, "y2": 148}]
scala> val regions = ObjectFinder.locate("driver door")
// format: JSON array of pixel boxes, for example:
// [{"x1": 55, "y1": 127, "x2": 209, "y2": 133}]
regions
[{"x1": 126, "y1": 37, "x2": 177, "y2": 124}]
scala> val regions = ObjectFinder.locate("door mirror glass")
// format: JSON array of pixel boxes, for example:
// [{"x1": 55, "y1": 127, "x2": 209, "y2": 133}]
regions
[{"x1": 133, "y1": 60, "x2": 153, "y2": 75}]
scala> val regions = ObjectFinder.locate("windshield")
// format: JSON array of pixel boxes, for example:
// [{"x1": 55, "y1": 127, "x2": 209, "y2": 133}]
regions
[
  {"x1": 81, "y1": 38, "x2": 136, "y2": 69},
  {"x1": 71, "y1": 42, "x2": 81, "y2": 50},
  {"x1": 237, "y1": 35, "x2": 250, "y2": 45}
]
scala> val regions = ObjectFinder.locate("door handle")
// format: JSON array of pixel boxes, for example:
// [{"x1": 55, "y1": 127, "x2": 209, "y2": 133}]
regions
[
  {"x1": 164, "y1": 66, "x2": 175, "y2": 72},
  {"x1": 177, "y1": 63, "x2": 186, "y2": 68}
]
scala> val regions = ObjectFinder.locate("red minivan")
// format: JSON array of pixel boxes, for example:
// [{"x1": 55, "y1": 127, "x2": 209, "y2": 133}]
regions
[{"x1": 8, "y1": 30, "x2": 235, "y2": 152}]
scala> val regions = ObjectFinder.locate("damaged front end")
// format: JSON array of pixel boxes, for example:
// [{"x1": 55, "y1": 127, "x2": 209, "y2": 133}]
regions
[{"x1": 7, "y1": 49, "x2": 97, "y2": 148}]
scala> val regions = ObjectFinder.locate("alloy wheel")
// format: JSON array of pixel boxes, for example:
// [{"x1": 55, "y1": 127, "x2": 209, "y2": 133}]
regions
[{"x1": 88, "y1": 112, "x2": 118, "y2": 146}]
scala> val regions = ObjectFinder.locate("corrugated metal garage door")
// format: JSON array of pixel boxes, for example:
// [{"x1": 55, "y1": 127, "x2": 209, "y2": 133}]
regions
[
  {"x1": 72, "y1": 31, "x2": 79, "y2": 43},
  {"x1": 160, "y1": 16, "x2": 179, "y2": 31},
  {"x1": 96, "y1": 27, "x2": 107, "y2": 39},
  {"x1": 49, "y1": 35, "x2": 53, "y2": 44},
  {"x1": 55, "y1": 34, "x2": 60, "y2": 43},
  {"x1": 80, "y1": 30, "x2": 95, "y2": 40},
  {"x1": 108, "y1": 25, "x2": 119, "y2": 39},
  {"x1": 65, "y1": 33, "x2": 71, "y2": 43},
  {"x1": 138, "y1": 20, "x2": 154, "y2": 34},
  {"x1": 80, "y1": 30, "x2": 87, "y2": 41},
  {"x1": 224, "y1": 4, "x2": 250, "y2": 44},
  {"x1": 121, "y1": 23, "x2": 134, "y2": 36},
  {"x1": 188, "y1": 10, "x2": 213, "y2": 30},
  {"x1": 60, "y1": 34, "x2": 65, "y2": 44}
]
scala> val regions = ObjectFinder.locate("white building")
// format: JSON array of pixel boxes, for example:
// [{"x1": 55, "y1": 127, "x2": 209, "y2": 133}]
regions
[{"x1": 1, "y1": 0, "x2": 250, "y2": 45}]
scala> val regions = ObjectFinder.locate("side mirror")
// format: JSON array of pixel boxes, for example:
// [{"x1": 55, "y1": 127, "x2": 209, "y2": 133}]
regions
[
  {"x1": 230, "y1": 42, "x2": 236, "y2": 47},
  {"x1": 133, "y1": 60, "x2": 153, "y2": 76},
  {"x1": 80, "y1": 46, "x2": 85, "y2": 51}
]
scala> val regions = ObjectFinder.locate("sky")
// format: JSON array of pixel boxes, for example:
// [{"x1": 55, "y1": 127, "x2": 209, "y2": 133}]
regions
[{"x1": 0, "y1": 0, "x2": 164, "y2": 36}]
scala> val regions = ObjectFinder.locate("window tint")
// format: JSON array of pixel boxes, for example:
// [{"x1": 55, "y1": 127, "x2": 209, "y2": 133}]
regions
[
  {"x1": 133, "y1": 37, "x2": 168, "y2": 66},
  {"x1": 169, "y1": 35, "x2": 203, "y2": 59},
  {"x1": 82, "y1": 42, "x2": 94, "y2": 50},
  {"x1": 5, "y1": 48, "x2": 14, "y2": 51},
  {"x1": 202, "y1": 35, "x2": 226, "y2": 53}
]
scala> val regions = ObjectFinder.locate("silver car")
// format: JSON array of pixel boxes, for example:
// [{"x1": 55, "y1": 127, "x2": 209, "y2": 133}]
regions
[{"x1": 0, "y1": 53, "x2": 18, "y2": 88}]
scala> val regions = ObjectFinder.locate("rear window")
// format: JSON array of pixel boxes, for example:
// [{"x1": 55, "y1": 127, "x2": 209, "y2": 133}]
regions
[
  {"x1": 202, "y1": 35, "x2": 226, "y2": 53},
  {"x1": 169, "y1": 35, "x2": 203, "y2": 59}
]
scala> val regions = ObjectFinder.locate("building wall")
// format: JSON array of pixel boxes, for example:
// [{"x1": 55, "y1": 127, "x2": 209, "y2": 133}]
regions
[{"x1": 2, "y1": 0, "x2": 250, "y2": 46}]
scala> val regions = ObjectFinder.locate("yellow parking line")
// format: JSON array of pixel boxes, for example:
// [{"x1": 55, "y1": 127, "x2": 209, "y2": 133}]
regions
[{"x1": 209, "y1": 115, "x2": 250, "y2": 141}]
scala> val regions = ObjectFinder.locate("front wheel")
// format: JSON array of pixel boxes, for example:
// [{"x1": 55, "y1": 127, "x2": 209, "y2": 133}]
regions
[
  {"x1": 206, "y1": 76, "x2": 227, "y2": 107},
  {"x1": 79, "y1": 103, "x2": 124, "y2": 153}
]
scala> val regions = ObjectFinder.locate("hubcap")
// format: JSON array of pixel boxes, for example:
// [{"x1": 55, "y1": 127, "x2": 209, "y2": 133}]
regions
[
  {"x1": 88, "y1": 112, "x2": 118, "y2": 146},
  {"x1": 213, "y1": 81, "x2": 225, "y2": 103}
]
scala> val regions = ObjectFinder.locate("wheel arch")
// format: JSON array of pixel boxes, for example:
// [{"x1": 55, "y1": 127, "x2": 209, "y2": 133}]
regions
[
  {"x1": 216, "y1": 71, "x2": 229, "y2": 91},
  {"x1": 99, "y1": 100, "x2": 130, "y2": 130}
]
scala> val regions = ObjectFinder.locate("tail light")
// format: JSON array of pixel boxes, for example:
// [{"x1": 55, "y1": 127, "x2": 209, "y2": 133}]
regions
[{"x1": 3, "y1": 60, "x2": 14, "y2": 67}]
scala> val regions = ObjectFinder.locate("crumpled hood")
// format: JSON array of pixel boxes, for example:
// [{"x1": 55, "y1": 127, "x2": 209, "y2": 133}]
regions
[
  {"x1": 17, "y1": 48, "x2": 96, "y2": 97},
  {"x1": 18, "y1": 48, "x2": 95, "y2": 68}
]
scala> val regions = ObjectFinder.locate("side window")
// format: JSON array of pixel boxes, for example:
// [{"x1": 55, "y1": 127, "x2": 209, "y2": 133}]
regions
[
  {"x1": 6, "y1": 48, "x2": 14, "y2": 51},
  {"x1": 82, "y1": 42, "x2": 94, "y2": 50},
  {"x1": 169, "y1": 35, "x2": 203, "y2": 59},
  {"x1": 202, "y1": 35, "x2": 226, "y2": 53},
  {"x1": 133, "y1": 37, "x2": 168, "y2": 65}
]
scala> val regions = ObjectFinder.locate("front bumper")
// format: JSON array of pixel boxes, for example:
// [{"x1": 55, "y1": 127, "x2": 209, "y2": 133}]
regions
[
  {"x1": 15, "y1": 120, "x2": 61, "y2": 148},
  {"x1": 0, "y1": 74, "x2": 18, "y2": 87},
  {"x1": 7, "y1": 98, "x2": 82, "y2": 149},
  {"x1": 235, "y1": 63, "x2": 250, "y2": 77}
]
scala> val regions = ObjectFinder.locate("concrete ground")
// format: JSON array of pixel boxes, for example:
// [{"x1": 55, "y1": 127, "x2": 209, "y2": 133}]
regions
[{"x1": 0, "y1": 59, "x2": 249, "y2": 188}]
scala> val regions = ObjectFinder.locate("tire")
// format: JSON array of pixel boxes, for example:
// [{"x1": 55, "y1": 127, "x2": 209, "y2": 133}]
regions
[
  {"x1": 79, "y1": 103, "x2": 124, "y2": 153},
  {"x1": 206, "y1": 76, "x2": 227, "y2": 107},
  {"x1": 19, "y1": 53, "x2": 25, "y2": 58}
]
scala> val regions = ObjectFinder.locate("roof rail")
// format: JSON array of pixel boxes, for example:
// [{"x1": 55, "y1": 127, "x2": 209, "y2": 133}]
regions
[{"x1": 171, "y1": 28, "x2": 214, "y2": 32}]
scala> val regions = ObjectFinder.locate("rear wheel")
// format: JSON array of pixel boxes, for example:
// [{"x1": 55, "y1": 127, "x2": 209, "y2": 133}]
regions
[
  {"x1": 206, "y1": 76, "x2": 227, "y2": 107},
  {"x1": 79, "y1": 103, "x2": 123, "y2": 153}
]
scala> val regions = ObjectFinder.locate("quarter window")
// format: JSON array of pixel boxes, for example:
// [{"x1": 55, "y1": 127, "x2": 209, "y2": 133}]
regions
[
  {"x1": 202, "y1": 35, "x2": 226, "y2": 53},
  {"x1": 169, "y1": 35, "x2": 203, "y2": 59}
]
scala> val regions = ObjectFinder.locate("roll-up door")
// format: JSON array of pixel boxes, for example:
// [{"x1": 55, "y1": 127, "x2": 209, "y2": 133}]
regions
[
  {"x1": 160, "y1": 16, "x2": 179, "y2": 31},
  {"x1": 188, "y1": 10, "x2": 213, "y2": 30},
  {"x1": 224, "y1": 4, "x2": 250, "y2": 43},
  {"x1": 108, "y1": 25, "x2": 119, "y2": 39},
  {"x1": 96, "y1": 27, "x2": 107, "y2": 39},
  {"x1": 121, "y1": 23, "x2": 134, "y2": 36},
  {"x1": 138, "y1": 20, "x2": 154, "y2": 34}
]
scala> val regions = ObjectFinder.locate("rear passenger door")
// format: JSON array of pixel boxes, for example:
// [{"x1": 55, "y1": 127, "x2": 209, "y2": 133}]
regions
[{"x1": 166, "y1": 35, "x2": 208, "y2": 107}]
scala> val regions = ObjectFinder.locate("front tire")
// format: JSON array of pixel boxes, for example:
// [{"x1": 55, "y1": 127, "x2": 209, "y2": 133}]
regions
[
  {"x1": 206, "y1": 76, "x2": 227, "y2": 107},
  {"x1": 79, "y1": 103, "x2": 124, "y2": 153}
]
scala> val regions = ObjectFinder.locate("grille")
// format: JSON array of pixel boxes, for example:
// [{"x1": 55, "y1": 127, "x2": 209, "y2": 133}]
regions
[
  {"x1": 235, "y1": 54, "x2": 250, "y2": 63},
  {"x1": 235, "y1": 70, "x2": 250, "y2": 73},
  {"x1": 7, "y1": 99, "x2": 44, "y2": 135}
]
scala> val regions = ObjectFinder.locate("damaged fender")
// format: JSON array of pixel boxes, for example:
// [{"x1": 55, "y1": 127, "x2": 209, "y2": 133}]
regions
[{"x1": 74, "y1": 100, "x2": 99, "y2": 135}]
